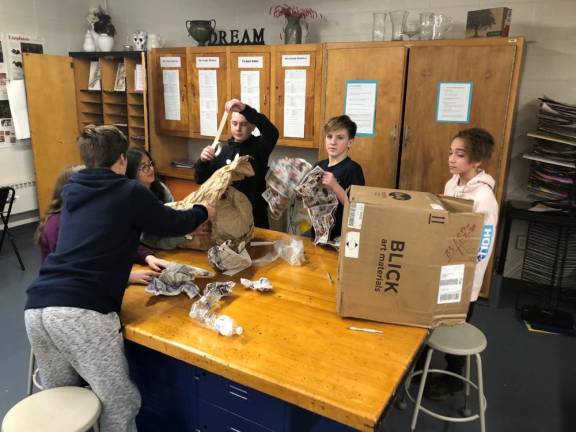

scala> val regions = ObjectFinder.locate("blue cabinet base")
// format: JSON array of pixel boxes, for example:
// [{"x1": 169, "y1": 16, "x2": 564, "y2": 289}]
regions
[{"x1": 125, "y1": 341, "x2": 356, "y2": 432}]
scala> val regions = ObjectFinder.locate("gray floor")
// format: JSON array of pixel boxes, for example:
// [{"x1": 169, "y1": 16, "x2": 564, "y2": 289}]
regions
[{"x1": 1, "y1": 223, "x2": 575, "y2": 431}]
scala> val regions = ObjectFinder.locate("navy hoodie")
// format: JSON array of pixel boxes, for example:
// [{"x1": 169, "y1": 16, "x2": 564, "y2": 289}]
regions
[{"x1": 26, "y1": 168, "x2": 208, "y2": 314}]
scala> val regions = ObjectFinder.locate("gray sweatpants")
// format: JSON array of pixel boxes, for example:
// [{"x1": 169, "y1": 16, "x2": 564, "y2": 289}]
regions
[{"x1": 25, "y1": 307, "x2": 141, "y2": 432}]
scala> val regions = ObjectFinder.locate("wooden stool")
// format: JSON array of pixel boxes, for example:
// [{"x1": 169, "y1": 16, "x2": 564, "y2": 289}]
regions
[
  {"x1": 2, "y1": 387, "x2": 101, "y2": 432},
  {"x1": 404, "y1": 323, "x2": 488, "y2": 432}
]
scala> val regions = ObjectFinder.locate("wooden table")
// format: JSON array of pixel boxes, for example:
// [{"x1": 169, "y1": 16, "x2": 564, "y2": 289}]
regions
[{"x1": 121, "y1": 228, "x2": 428, "y2": 431}]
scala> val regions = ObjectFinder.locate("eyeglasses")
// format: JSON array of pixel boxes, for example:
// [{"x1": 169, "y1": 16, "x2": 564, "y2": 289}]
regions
[{"x1": 138, "y1": 160, "x2": 154, "y2": 172}]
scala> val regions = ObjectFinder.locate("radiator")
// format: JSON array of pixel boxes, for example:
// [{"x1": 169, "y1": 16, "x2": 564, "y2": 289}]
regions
[{"x1": 1, "y1": 180, "x2": 38, "y2": 215}]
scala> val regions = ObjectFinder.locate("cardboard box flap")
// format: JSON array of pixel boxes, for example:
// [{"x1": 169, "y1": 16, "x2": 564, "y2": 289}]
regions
[
  {"x1": 438, "y1": 195, "x2": 475, "y2": 213},
  {"x1": 349, "y1": 186, "x2": 451, "y2": 212}
]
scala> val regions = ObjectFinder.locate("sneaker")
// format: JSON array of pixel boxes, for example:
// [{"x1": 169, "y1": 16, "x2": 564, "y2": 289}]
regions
[{"x1": 424, "y1": 375, "x2": 464, "y2": 401}]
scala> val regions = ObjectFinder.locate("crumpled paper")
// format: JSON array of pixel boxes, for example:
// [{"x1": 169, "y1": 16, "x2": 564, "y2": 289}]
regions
[
  {"x1": 145, "y1": 262, "x2": 215, "y2": 299},
  {"x1": 240, "y1": 277, "x2": 273, "y2": 292},
  {"x1": 208, "y1": 240, "x2": 252, "y2": 275},
  {"x1": 263, "y1": 158, "x2": 312, "y2": 219},
  {"x1": 294, "y1": 166, "x2": 338, "y2": 245}
]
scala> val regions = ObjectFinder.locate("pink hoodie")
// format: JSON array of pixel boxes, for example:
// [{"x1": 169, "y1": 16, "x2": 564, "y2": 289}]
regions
[{"x1": 444, "y1": 170, "x2": 498, "y2": 301}]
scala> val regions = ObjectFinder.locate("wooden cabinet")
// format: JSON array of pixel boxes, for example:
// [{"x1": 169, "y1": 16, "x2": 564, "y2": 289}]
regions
[
  {"x1": 150, "y1": 47, "x2": 191, "y2": 137},
  {"x1": 322, "y1": 44, "x2": 407, "y2": 188},
  {"x1": 150, "y1": 44, "x2": 323, "y2": 148},
  {"x1": 321, "y1": 38, "x2": 524, "y2": 298},
  {"x1": 399, "y1": 42, "x2": 520, "y2": 201},
  {"x1": 229, "y1": 46, "x2": 271, "y2": 120},
  {"x1": 271, "y1": 44, "x2": 324, "y2": 148},
  {"x1": 187, "y1": 47, "x2": 228, "y2": 138},
  {"x1": 23, "y1": 51, "x2": 149, "y2": 217},
  {"x1": 24, "y1": 54, "x2": 82, "y2": 218},
  {"x1": 152, "y1": 47, "x2": 228, "y2": 139}
]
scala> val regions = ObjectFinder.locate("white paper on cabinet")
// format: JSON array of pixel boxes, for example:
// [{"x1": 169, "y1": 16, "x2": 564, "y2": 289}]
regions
[
  {"x1": 240, "y1": 70, "x2": 261, "y2": 136},
  {"x1": 240, "y1": 71, "x2": 260, "y2": 112},
  {"x1": 283, "y1": 69, "x2": 306, "y2": 139},
  {"x1": 135, "y1": 64, "x2": 145, "y2": 92},
  {"x1": 162, "y1": 69, "x2": 180, "y2": 121},
  {"x1": 436, "y1": 82, "x2": 473, "y2": 123},
  {"x1": 344, "y1": 81, "x2": 377, "y2": 136},
  {"x1": 199, "y1": 69, "x2": 218, "y2": 136}
]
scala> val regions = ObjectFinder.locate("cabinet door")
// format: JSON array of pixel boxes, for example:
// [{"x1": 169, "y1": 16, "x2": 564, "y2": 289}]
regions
[
  {"x1": 272, "y1": 44, "x2": 323, "y2": 148},
  {"x1": 229, "y1": 47, "x2": 271, "y2": 120},
  {"x1": 399, "y1": 44, "x2": 517, "y2": 197},
  {"x1": 23, "y1": 53, "x2": 80, "y2": 218},
  {"x1": 187, "y1": 47, "x2": 228, "y2": 138},
  {"x1": 322, "y1": 45, "x2": 407, "y2": 188},
  {"x1": 151, "y1": 48, "x2": 191, "y2": 137}
]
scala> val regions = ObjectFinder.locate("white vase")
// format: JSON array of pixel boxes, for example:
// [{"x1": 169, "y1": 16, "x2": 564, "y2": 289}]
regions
[
  {"x1": 83, "y1": 30, "x2": 96, "y2": 52},
  {"x1": 98, "y1": 34, "x2": 114, "y2": 52},
  {"x1": 90, "y1": 29, "x2": 101, "y2": 51}
]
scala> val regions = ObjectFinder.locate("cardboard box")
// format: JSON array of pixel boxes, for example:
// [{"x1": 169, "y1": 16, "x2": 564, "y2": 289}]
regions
[
  {"x1": 466, "y1": 7, "x2": 512, "y2": 38},
  {"x1": 337, "y1": 186, "x2": 483, "y2": 328}
]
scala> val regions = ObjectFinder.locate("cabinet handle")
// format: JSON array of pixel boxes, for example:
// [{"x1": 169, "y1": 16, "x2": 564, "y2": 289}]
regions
[
  {"x1": 229, "y1": 391, "x2": 248, "y2": 400},
  {"x1": 403, "y1": 126, "x2": 410, "y2": 149},
  {"x1": 390, "y1": 124, "x2": 398, "y2": 148},
  {"x1": 228, "y1": 384, "x2": 248, "y2": 394}
]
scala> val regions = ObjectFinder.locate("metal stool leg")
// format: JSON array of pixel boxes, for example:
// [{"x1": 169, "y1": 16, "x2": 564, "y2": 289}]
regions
[
  {"x1": 476, "y1": 353, "x2": 486, "y2": 432},
  {"x1": 397, "y1": 363, "x2": 415, "y2": 410},
  {"x1": 460, "y1": 354, "x2": 472, "y2": 417},
  {"x1": 410, "y1": 348, "x2": 434, "y2": 432},
  {"x1": 26, "y1": 350, "x2": 35, "y2": 396}
]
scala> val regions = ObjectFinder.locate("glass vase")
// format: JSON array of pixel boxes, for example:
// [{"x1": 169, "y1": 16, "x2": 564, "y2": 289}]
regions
[
  {"x1": 390, "y1": 10, "x2": 408, "y2": 41},
  {"x1": 372, "y1": 12, "x2": 387, "y2": 41}
]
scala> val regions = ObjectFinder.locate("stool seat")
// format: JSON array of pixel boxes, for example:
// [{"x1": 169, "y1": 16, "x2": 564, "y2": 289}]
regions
[
  {"x1": 2, "y1": 386, "x2": 101, "y2": 432},
  {"x1": 428, "y1": 322, "x2": 487, "y2": 355}
]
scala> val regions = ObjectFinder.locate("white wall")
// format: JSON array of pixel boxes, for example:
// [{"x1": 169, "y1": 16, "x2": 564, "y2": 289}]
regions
[{"x1": 0, "y1": 0, "x2": 89, "y2": 224}]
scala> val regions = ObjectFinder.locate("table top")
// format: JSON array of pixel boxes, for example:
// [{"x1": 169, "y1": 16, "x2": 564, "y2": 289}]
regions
[{"x1": 121, "y1": 228, "x2": 428, "y2": 431}]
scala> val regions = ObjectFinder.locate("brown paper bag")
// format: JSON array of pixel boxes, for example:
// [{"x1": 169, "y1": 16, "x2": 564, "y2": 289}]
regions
[{"x1": 171, "y1": 155, "x2": 255, "y2": 250}]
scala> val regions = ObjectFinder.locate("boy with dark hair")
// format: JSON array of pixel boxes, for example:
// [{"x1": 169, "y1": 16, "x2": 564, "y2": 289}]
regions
[
  {"x1": 195, "y1": 98, "x2": 279, "y2": 229},
  {"x1": 25, "y1": 125, "x2": 213, "y2": 431},
  {"x1": 425, "y1": 127, "x2": 498, "y2": 400},
  {"x1": 315, "y1": 115, "x2": 365, "y2": 241}
]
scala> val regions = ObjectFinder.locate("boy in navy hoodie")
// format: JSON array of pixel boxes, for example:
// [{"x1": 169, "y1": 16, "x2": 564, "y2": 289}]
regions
[{"x1": 25, "y1": 125, "x2": 213, "y2": 432}]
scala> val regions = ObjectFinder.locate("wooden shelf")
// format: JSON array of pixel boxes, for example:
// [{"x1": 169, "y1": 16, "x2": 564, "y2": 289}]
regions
[
  {"x1": 523, "y1": 152, "x2": 575, "y2": 168},
  {"x1": 70, "y1": 50, "x2": 145, "y2": 59},
  {"x1": 157, "y1": 165, "x2": 196, "y2": 180},
  {"x1": 527, "y1": 132, "x2": 576, "y2": 147}
]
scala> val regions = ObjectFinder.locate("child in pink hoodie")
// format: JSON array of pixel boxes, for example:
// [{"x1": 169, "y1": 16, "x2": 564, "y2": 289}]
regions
[{"x1": 426, "y1": 127, "x2": 498, "y2": 400}]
